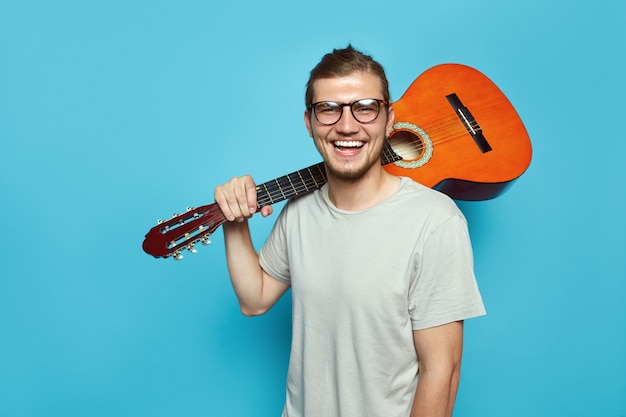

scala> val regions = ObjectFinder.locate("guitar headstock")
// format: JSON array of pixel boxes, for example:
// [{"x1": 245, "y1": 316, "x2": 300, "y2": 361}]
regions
[{"x1": 142, "y1": 203, "x2": 226, "y2": 260}]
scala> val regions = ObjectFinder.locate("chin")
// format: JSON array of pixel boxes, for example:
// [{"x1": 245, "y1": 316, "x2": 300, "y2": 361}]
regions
[{"x1": 325, "y1": 161, "x2": 374, "y2": 181}]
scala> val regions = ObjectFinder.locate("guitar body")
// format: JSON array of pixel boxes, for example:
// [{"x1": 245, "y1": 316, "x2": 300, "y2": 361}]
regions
[{"x1": 385, "y1": 64, "x2": 531, "y2": 200}]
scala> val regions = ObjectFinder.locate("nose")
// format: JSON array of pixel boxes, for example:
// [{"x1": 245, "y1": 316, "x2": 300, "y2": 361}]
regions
[{"x1": 334, "y1": 105, "x2": 360, "y2": 132}]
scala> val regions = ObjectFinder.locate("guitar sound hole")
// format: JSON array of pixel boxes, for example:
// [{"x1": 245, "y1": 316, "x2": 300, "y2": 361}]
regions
[{"x1": 388, "y1": 130, "x2": 424, "y2": 161}]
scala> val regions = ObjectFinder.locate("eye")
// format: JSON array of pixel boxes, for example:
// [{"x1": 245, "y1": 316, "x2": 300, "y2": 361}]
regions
[
  {"x1": 316, "y1": 102, "x2": 341, "y2": 113},
  {"x1": 353, "y1": 99, "x2": 378, "y2": 114}
]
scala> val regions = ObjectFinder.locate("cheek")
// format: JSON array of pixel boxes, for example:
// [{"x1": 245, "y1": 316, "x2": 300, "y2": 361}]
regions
[
  {"x1": 311, "y1": 134, "x2": 330, "y2": 156},
  {"x1": 310, "y1": 125, "x2": 329, "y2": 142}
]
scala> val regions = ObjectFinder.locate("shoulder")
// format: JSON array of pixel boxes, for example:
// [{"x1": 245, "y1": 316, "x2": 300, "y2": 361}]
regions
[{"x1": 395, "y1": 177, "x2": 463, "y2": 217}]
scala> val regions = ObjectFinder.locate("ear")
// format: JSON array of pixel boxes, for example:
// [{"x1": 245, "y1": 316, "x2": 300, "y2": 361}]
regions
[
  {"x1": 304, "y1": 109, "x2": 314, "y2": 137},
  {"x1": 385, "y1": 105, "x2": 396, "y2": 137}
]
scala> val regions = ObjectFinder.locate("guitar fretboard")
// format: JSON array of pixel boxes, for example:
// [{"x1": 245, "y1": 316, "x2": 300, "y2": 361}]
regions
[{"x1": 255, "y1": 141, "x2": 402, "y2": 208}]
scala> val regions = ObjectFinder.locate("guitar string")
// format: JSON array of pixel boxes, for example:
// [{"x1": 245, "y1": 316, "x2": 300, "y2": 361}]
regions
[
  {"x1": 390, "y1": 102, "x2": 502, "y2": 154},
  {"x1": 257, "y1": 167, "x2": 327, "y2": 206},
  {"x1": 393, "y1": 98, "x2": 496, "y2": 142},
  {"x1": 388, "y1": 122, "x2": 474, "y2": 158},
  {"x1": 416, "y1": 98, "x2": 502, "y2": 134},
  {"x1": 256, "y1": 165, "x2": 329, "y2": 203},
  {"x1": 257, "y1": 178, "x2": 325, "y2": 203}
]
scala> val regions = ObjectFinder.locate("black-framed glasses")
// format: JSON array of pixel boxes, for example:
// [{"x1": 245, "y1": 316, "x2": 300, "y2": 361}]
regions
[{"x1": 309, "y1": 98, "x2": 389, "y2": 125}]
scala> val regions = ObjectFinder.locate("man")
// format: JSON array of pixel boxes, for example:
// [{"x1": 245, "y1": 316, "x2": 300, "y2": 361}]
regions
[{"x1": 214, "y1": 45, "x2": 486, "y2": 417}]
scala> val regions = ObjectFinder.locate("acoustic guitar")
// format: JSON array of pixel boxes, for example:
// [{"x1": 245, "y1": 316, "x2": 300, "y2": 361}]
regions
[{"x1": 142, "y1": 63, "x2": 531, "y2": 260}]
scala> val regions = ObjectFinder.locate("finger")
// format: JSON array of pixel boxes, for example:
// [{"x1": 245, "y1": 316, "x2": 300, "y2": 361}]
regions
[
  {"x1": 214, "y1": 184, "x2": 238, "y2": 222},
  {"x1": 245, "y1": 179, "x2": 258, "y2": 214},
  {"x1": 233, "y1": 175, "x2": 257, "y2": 219},
  {"x1": 228, "y1": 178, "x2": 251, "y2": 221},
  {"x1": 260, "y1": 206, "x2": 273, "y2": 217},
  {"x1": 215, "y1": 176, "x2": 257, "y2": 222}
]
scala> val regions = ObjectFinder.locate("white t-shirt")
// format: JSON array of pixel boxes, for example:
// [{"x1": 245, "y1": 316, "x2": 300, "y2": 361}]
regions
[{"x1": 259, "y1": 177, "x2": 486, "y2": 417}]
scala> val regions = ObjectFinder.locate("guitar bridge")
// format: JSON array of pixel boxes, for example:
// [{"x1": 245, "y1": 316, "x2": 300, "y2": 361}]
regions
[{"x1": 446, "y1": 93, "x2": 492, "y2": 153}]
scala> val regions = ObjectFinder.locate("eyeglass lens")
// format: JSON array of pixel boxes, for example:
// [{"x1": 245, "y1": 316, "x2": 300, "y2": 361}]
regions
[{"x1": 313, "y1": 99, "x2": 383, "y2": 125}]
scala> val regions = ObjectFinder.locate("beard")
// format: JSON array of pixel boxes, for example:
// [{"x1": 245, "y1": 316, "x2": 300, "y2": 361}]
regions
[{"x1": 323, "y1": 146, "x2": 384, "y2": 181}]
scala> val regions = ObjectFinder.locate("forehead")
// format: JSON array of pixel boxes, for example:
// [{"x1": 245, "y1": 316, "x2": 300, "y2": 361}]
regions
[{"x1": 312, "y1": 71, "x2": 384, "y2": 102}]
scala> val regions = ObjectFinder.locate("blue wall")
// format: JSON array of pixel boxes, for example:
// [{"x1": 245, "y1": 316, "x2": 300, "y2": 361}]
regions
[{"x1": 1, "y1": 0, "x2": 624, "y2": 416}]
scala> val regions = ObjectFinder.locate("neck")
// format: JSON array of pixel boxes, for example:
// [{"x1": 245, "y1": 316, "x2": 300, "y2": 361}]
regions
[{"x1": 326, "y1": 165, "x2": 401, "y2": 211}]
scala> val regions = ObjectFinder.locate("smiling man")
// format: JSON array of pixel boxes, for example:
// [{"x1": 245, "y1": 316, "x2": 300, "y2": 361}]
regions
[{"x1": 213, "y1": 45, "x2": 486, "y2": 417}]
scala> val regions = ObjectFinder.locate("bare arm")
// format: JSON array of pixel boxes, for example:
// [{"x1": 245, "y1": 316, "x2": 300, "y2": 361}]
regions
[
  {"x1": 410, "y1": 321, "x2": 464, "y2": 417},
  {"x1": 215, "y1": 175, "x2": 290, "y2": 316}
]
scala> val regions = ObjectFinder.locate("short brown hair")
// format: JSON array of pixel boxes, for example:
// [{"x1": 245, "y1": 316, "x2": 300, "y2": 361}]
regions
[{"x1": 305, "y1": 45, "x2": 390, "y2": 108}]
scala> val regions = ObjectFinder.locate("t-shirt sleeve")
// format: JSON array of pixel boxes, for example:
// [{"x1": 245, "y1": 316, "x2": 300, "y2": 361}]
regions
[
  {"x1": 259, "y1": 203, "x2": 292, "y2": 285},
  {"x1": 408, "y1": 215, "x2": 486, "y2": 330}
]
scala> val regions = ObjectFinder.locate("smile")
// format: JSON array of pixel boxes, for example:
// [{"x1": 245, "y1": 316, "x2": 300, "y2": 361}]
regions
[{"x1": 333, "y1": 140, "x2": 364, "y2": 149}]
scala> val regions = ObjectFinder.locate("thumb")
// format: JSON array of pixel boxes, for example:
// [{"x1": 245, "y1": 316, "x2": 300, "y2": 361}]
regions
[{"x1": 260, "y1": 206, "x2": 273, "y2": 217}]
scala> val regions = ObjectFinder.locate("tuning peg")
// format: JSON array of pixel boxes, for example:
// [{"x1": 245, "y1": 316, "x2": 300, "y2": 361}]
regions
[
  {"x1": 187, "y1": 243, "x2": 197, "y2": 254},
  {"x1": 201, "y1": 236, "x2": 212, "y2": 245},
  {"x1": 173, "y1": 250, "x2": 183, "y2": 261},
  {"x1": 157, "y1": 219, "x2": 164, "y2": 224}
]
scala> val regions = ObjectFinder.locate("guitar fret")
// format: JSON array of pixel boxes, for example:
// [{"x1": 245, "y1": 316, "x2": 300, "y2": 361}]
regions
[
  {"x1": 282, "y1": 176, "x2": 295, "y2": 198},
  {"x1": 319, "y1": 165, "x2": 327, "y2": 182},
  {"x1": 314, "y1": 164, "x2": 327, "y2": 185},
  {"x1": 381, "y1": 140, "x2": 402, "y2": 165},
  {"x1": 308, "y1": 166, "x2": 321, "y2": 188},
  {"x1": 274, "y1": 179, "x2": 286, "y2": 200},
  {"x1": 262, "y1": 183, "x2": 273, "y2": 204},
  {"x1": 296, "y1": 170, "x2": 309, "y2": 192},
  {"x1": 286, "y1": 173, "x2": 299, "y2": 196},
  {"x1": 280, "y1": 175, "x2": 294, "y2": 197}
]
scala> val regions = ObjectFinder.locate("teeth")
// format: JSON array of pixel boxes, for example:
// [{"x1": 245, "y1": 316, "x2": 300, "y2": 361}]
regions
[{"x1": 334, "y1": 140, "x2": 363, "y2": 148}]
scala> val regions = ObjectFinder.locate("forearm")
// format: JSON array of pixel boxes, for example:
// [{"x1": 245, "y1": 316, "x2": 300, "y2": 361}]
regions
[
  {"x1": 410, "y1": 366, "x2": 460, "y2": 417},
  {"x1": 223, "y1": 220, "x2": 272, "y2": 316}
]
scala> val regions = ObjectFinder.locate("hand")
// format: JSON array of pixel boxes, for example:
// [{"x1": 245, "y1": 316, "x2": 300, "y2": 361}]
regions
[{"x1": 214, "y1": 175, "x2": 274, "y2": 222}]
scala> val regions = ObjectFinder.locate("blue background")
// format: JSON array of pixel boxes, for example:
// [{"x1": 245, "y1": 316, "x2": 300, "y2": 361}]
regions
[{"x1": 1, "y1": 0, "x2": 624, "y2": 416}]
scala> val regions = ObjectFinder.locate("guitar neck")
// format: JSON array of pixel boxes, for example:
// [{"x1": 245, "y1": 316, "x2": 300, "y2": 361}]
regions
[{"x1": 254, "y1": 141, "x2": 402, "y2": 208}]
